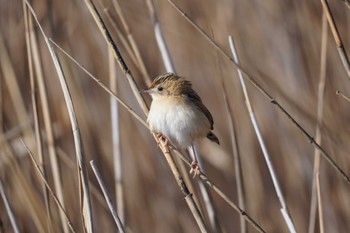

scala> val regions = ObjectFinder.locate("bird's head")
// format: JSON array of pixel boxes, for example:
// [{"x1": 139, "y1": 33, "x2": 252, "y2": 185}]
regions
[{"x1": 142, "y1": 73, "x2": 192, "y2": 100}]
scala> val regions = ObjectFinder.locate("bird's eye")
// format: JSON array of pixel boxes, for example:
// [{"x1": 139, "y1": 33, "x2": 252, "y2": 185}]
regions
[{"x1": 157, "y1": 86, "x2": 164, "y2": 92}]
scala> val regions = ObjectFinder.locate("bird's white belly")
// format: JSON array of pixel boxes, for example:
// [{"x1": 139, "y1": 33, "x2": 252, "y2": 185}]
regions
[{"x1": 147, "y1": 99, "x2": 209, "y2": 149}]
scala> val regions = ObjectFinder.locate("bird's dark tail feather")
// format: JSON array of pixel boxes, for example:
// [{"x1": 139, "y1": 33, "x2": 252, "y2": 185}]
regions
[{"x1": 207, "y1": 131, "x2": 220, "y2": 145}]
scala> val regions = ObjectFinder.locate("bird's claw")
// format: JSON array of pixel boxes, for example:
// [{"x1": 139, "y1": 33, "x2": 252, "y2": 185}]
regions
[
  {"x1": 189, "y1": 161, "x2": 202, "y2": 178},
  {"x1": 156, "y1": 133, "x2": 168, "y2": 147}
]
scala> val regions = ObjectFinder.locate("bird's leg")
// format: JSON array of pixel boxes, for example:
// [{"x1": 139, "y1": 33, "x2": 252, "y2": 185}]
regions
[{"x1": 189, "y1": 144, "x2": 202, "y2": 177}]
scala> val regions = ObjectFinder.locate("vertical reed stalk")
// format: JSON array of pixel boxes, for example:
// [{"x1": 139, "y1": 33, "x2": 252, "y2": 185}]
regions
[
  {"x1": 229, "y1": 36, "x2": 297, "y2": 233},
  {"x1": 109, "y1": 49, "x2": 125, "y2": 224},
  {"x1": 308, "y1": 11, "x2": 328, "y2": 233}
]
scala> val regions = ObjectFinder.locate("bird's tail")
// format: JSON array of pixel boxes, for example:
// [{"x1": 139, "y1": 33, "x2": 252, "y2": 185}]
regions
[{"x1": 207, "y1": 131, "x2": 220, "y2": 145}]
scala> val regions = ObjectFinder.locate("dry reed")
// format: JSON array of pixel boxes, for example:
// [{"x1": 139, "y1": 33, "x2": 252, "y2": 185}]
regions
[{"x1": 1, "y1": 0, "x2": 350, "y2": 233}]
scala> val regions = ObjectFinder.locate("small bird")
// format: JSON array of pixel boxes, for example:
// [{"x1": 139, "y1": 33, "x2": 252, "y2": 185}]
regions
[{"x1": 142, "y1": 73, "x2": 219, "y2": 176}]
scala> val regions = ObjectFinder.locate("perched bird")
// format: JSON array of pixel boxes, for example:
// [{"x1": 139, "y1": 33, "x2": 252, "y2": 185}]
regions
[{"x1": 142, "y1": 73, "x2": 219, "y2": 176}]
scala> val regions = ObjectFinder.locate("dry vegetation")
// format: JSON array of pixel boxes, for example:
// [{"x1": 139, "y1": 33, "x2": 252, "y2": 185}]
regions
[{"x1": 1, "y1": 0, "x2": 350, "y2": 233}]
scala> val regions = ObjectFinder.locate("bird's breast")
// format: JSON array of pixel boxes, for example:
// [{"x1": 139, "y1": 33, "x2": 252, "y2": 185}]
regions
[{"x1": 147, "y1": 98, "x2": 210, "y2": 149}]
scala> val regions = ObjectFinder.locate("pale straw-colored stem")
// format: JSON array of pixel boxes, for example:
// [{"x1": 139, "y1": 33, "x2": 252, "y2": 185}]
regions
[
  {"x1": 47, "y1": 45, "x2": 93, "y2": 233},
  {"x1": 219, "y1": 62, "x2": 246, "y2": 233},
  {"x1": 316, "y1": 173, "x2": 325, "y2": 233},
  {"x1": 145, "y1": 0, "x2": 175, "y2": 73},
  {"x1": 308, "y1": 11, "x2": 328, "y2": 233},
  {"x1": 229, "y1": 36, "x2": 297, "y2": 233},
  {"x1": 0, "y1": 179, "x2": 21, "y2": 233},
  {"x1": 109, "y1": 49, "x2": 125, "y2": 224},
  {"x1": 90, "y1": 161, "x2": 126, "y2": 233}
]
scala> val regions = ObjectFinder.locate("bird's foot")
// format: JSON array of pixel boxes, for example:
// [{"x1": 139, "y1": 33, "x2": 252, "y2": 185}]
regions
[
  {"x1": 189, "y1": 161, "x2": 202, "y2": 178},
  {"x1": 155, "y1": 133, "x2": 168, "y2": 147}
]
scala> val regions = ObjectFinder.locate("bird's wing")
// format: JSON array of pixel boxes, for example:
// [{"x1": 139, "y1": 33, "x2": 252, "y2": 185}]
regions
[{"x1": 187, "y1": 91, "x2": 214, "y2": 130}]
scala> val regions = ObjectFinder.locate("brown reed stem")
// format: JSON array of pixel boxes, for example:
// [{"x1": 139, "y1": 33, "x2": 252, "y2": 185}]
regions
[
  {"x1": 159, "y1": 142, "x2": 208, "y2": 233},
  {"x1": 95, "y1": 0, "x2": 140, "y2": 75},
  {"x1": 83, "y1": 0, "x2": 149, "y2": 115},
  {"x1": 112, "y1": 0, "x2": 152, "y2": 85},
  {"x1": 320, "y1": 0, "x2": 350, "y2": 80}
]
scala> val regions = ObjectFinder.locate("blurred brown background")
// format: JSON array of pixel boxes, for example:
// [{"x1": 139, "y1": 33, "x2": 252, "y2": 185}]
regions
[{"x1": 1, "y1": 0, "x2": 350, "y2": 232}]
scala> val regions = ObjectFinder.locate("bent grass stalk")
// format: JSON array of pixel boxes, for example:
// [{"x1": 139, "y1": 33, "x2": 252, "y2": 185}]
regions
[
  {"x1": 24, "y1": 2, "x2": 69, "y2": 232},
  {"x1": 23, "y1": 2, "x2": 94, "y2": 232},
  {"x1": 46, "y1": 45, "x2": 93, "y2": 233}
]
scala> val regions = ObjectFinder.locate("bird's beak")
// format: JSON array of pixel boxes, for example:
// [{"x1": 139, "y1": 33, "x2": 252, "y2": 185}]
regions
[
  {"x1": 140, "y1": 88, "x2": 153, "y2": 94},
  {"x1": 140, "y1": 88, "x2": 147, "y2": 93}
]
